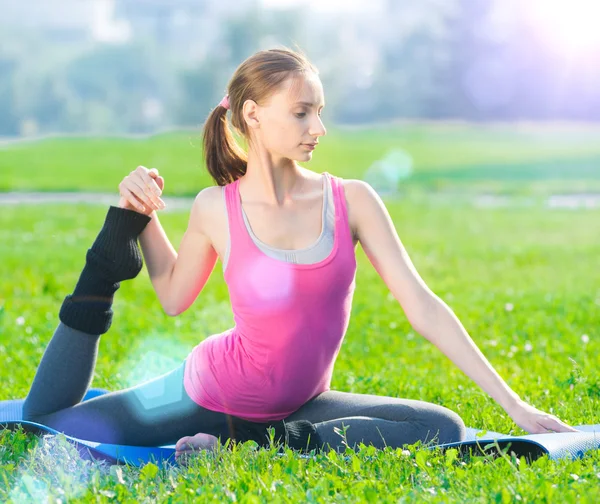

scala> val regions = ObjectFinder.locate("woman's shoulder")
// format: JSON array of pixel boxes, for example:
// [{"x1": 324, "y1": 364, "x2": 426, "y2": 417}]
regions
[
  {"x1": 332, "y1": 176, "x2": 377, "y2": 241},
  {"x1": 189, "y1": 185, "x2": 227, "y2": 234},
  {"x1": 193, "y1": 185, "x2": 225, "y2": 213},
  {"x1": 334, "y1": 176, "x2": 373, "y2": 202}
]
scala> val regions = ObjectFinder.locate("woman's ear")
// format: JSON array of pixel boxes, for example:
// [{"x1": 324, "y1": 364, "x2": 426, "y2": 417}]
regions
[{"x1": 242, "y1": 99, "x2": 260, "y2": 130}]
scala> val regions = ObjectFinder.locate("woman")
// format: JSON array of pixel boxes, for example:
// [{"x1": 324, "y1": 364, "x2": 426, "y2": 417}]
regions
[{"x1": 23, "y1": 47, "x2": 576, "y2": 464}]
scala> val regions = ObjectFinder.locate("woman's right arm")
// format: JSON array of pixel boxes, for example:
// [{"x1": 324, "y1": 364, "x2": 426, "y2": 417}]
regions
[
  {"x1": 118, "y1": 166, "x2": 219, "y2": 316},
  {"x1": 139, "y1": 193, "x2": 218, "y2": 316}
]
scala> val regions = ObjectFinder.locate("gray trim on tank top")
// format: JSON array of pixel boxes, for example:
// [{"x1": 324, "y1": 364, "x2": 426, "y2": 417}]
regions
[{"x1": 223, "y1": 174, "x2": 335, "y2": 270}]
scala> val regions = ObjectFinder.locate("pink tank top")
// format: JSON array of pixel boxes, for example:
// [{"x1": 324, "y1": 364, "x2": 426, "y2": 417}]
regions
[{"x1": 183, "y1": 172, "x2": 357, "y2": 421}]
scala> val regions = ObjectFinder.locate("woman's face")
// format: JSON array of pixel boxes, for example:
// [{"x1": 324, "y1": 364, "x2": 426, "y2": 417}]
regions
[{"x1": 245, "y1": 72, "x2": 327, "y2": 163}]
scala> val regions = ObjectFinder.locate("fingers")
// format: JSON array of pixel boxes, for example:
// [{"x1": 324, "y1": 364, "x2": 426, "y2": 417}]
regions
[
  {"x1": 119, "y1": 166, "x2": 166, "y2": 212},
  {"x1": 119, "y1": 186, "x2": 148, "y2": 214},
  {"x1": 135, "y1": 166, "x2": 166, "y2": 209},
  {"x1": 548, "y1": 418, "x2": 579, "y2": 433},
  {"x1": 539, "y1": 416, "x2": 579, "y2": 433}
]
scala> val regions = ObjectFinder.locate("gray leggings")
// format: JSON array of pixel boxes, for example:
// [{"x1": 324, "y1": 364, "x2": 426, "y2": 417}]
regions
[{"x1": 23, "y1": 322, "x2": 466, "y2": 451}]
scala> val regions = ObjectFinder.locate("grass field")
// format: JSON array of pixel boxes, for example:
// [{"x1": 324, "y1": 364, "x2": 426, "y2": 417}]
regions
[
  {"x1": 2, "y1": 122, "x2": 600, "y2": 196},
  {"x1": 1, "y1": 124, "x2": 599, "y2": 502}
]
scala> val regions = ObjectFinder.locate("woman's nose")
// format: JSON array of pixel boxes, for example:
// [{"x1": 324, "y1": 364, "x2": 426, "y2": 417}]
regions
[{"x1": 310, "y1": 116, "x2": 327, "y2": 137}]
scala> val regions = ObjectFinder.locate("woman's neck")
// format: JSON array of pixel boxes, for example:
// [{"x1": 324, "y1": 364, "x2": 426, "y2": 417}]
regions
[{"x1": 242, "y1": 153, "x2": 306, "y2": 207}]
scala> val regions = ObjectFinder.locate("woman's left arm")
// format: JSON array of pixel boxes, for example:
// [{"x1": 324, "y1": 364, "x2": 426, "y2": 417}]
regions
[{"x1": 345, "y1": 180, "x2": 578, "y2": 434}]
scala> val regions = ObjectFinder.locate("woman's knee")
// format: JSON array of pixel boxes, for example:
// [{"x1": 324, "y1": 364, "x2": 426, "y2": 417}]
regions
[
  {"x1": 424, "y1": 406, "x2": 466, "y2": 444},
  {"x1": 21, "y1": 398, "x2": 45, "y2": 423}
]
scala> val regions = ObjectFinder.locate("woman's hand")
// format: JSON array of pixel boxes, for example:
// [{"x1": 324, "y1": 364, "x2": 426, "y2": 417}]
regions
[
  {"x1": 118, "y1": 166, "x2": 166, "y2": 216},
  {"x1": 507, "y1": 399, "x2": 580, "y2": 434}
]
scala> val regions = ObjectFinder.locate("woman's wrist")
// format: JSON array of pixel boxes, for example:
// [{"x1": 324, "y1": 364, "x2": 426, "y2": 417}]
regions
[{"x1": 500, "y1": 393, "x2": 524, "y2": 415}]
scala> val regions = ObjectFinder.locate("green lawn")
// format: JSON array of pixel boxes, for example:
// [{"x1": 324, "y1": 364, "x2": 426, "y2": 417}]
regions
[
  {"x1": 2, "y1": 123, "x2": 600, "y2": 196},
  {"x1": 0, "y1": 125, "x2": 599, "y2": 502}
]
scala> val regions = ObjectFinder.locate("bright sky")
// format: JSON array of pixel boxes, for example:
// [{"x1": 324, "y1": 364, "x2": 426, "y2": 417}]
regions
[
  {"x1": 528, "y1": 0, "x2": 600, "y2": 54},
  {"x1": 261, "y1": 0, "x2": 372, "y2": 13},
  {"x1": 261, "y1": 0, "x2": 600, "y2": 57}
]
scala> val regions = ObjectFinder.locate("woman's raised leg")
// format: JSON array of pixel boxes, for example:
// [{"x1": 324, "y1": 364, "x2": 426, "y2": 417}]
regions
[
  {"x1": 22, "y1": 323, "x2": 102, "y2": 418},
  {"x1": 20, "y1": 207, "x2": 236, "y2": 446},
  {"x1": 23, "y1": 206, "x2": 151, "y2": 420}
]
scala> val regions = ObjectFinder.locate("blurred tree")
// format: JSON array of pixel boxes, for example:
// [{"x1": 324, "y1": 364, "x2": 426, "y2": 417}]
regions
[
  {"x1": 174, "y1": 6, "x2": 295, "y2": 128},
  {"x1": 435, "y1": 0, "x2": 498, "y2": 119},
  {"x1": 176, "y1": 60, "x2": 226, "y2": 127},
  {"x1": 0, "y1": 57, "x2": 19, "y2": 135},
  {"x1": 1, "y1": 0, "x2": 598, "y2": 133},
  {"x1": 17, "y1": 73, "x2": 68, "y2": 133},
  {"x1": 115, "y1": 0, "x2": 210, "y2": 51},
  {"x1": 224, "y1": 14, "x2": 262, "y2": 67},
  {"x1": 61, "y1": 43, "x2": 174, "y2": 133},
  {"x1": 342, "y1": 1, "x2": 452, "y2": 122},
  {"x1": 376, "y1": 23, "x2": 447, "y2": 120}
]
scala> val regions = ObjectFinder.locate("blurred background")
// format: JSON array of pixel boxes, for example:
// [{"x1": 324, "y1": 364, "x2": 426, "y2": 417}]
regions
[
  {"x1": 0, "y1": 0, "x2": 599, "y2": 437},
  {"x1": 1, "y1": 0, "x2": 599, "y2": 137}
]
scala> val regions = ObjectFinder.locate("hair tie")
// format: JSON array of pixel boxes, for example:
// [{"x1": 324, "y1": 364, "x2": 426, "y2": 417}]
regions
[{"x1": 219, "y1": 95, "x2": 230, "y2": 110}]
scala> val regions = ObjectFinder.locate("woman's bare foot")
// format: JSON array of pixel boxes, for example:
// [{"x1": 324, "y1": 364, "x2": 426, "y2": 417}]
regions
[{"x1": 175, "y1": 433, "x2": 220, "y2": 465}]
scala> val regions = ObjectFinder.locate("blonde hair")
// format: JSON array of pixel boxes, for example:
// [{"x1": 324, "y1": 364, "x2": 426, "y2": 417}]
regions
[{"x1": 202, "y1": 47, "x2": 318, "y2": 186}]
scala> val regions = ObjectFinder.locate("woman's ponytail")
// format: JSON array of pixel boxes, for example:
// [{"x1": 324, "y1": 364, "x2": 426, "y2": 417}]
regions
[{"x1": 202, "y1": 102, "x2": 247, "y2": 186}]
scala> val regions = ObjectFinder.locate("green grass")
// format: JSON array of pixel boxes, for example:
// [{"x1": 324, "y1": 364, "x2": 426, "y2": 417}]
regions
[
  {"x1": 1, "y1": 122, "x2": 600, "y2": 196},
  {"x1": 1, "y1": 124, "x2": 600, "y2": 502}
]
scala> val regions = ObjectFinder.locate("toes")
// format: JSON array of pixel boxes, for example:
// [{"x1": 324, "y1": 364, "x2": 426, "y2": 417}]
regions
[
  {"x1": 175, "y1": 452, "x2": 190, "y2": 466},
  {"x1": 175, "y1": 436, "x2": 192, "y2": 451}
]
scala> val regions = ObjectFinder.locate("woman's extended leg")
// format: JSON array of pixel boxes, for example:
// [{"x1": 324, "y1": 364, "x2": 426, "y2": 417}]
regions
[{"x1": 285, "y1": 390, "x2": 466, "y2": 452}]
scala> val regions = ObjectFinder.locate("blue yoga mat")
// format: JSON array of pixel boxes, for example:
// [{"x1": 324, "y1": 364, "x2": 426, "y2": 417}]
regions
[
  {"x1": 0, "y1": 389, "x2": 178, "y2": 467},
  {"x1": 1, "y1": 390, "x2": 598, "y2": 467}
]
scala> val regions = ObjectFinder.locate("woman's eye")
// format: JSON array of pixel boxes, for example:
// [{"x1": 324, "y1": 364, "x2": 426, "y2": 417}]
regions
[{"x1": 296, "y1": 112, "x2": 322, "y2": 118}]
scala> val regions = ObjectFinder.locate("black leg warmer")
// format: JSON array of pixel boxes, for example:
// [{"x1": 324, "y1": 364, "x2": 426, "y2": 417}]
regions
[
  {"x1": 59, "y1": 206, "x2": 151, "y2": 335},
  {"x1": 227, "y1": 417, "x2": 323, "y2": 453}
]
